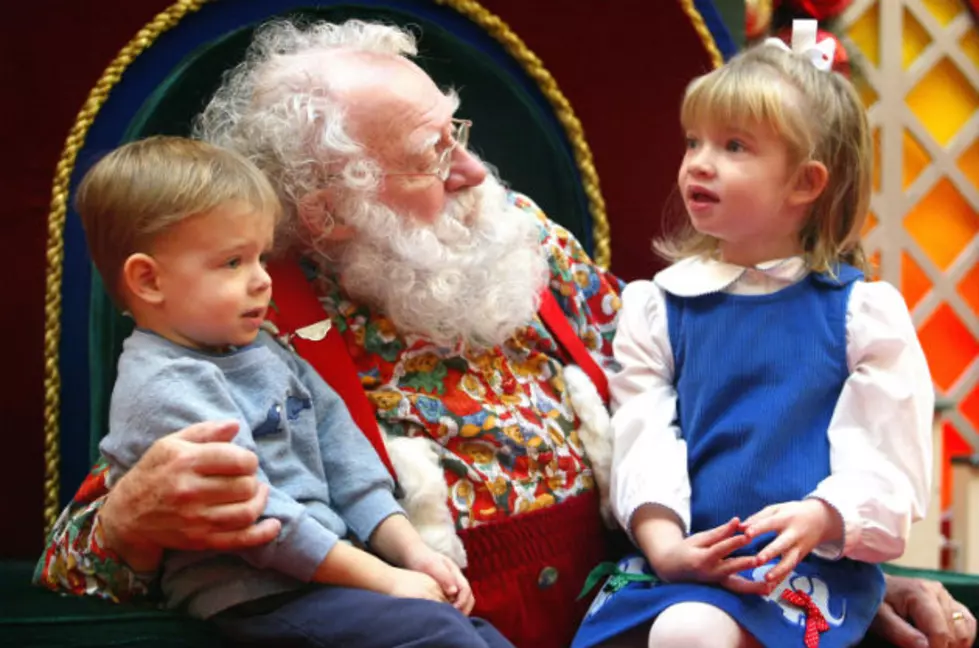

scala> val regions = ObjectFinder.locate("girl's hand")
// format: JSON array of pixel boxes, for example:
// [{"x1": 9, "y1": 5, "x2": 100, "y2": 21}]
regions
[
  {"x1": 740, "y1": 499, "x2": 843, "y2": 586},
  {"x1": 651, "y1": 517, "x2": 769, "y2": 595}
]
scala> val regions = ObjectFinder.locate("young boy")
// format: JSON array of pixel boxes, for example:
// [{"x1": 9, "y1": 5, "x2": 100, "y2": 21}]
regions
[{"x1": 78, "y1": 136, "x2": 513, "y2": 648}]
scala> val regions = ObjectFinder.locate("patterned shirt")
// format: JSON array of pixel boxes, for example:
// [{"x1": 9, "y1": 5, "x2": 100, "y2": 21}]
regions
[{"x1": 34, "y1": 193, "x2": 624, "y2": 602}]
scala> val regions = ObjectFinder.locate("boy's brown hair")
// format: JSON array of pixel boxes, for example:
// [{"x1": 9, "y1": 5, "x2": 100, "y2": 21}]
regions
[{"x1": 75, "y1": 136, "x2": 281, "y2": 307}]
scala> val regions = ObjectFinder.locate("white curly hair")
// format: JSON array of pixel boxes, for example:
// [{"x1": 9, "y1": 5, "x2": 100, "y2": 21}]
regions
[{"x1": 194, "y1": 19, "x2": 419, "y2": 249}]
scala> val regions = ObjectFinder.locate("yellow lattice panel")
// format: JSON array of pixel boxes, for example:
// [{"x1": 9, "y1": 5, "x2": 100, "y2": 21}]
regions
[
  {"x1": 902, "y1": 250, "x2": 934, "y2": 310},
  {"x1": 918, "y1": 303, "x2": 979, "y2": 391},
  {"x1": 842, "y1": 0, "x2": 979, "y2": 524},
  {"x1": 965, "y1": 386, "x2": 979, "y2": 430},
  {"x1": 854, "y1": 75, "x2": 880, "y2": 107},
  {"x1": 962, "y1": 29, "x2": 979, "y2": 68},
  {"x1": 960, "y1": 263, "x2": 979, "y2": 318},
  {"x1": 904, "y1": 178, "x2": 978, "y2": 270},
  {"x1": 907, "y1": 58, "x2": 979, "y2": 147},
  {"x1": 921, "y1": 0, "x2": 965, "y2": 25},
  {"x1": 904, "y1": 129, "x2": 932, "y2": 189},
  {"x1": 849, "y1": 2, "x2": 881, "y2": 66},
  {"x1": 863, "y1": 211, "x2": 879, "y2": 237},
  {"x1": 903, "y1": 7, "x2": 932, "y2": 69},
  {"x1": 959, "y1": 138, "x2": 979, "y2": 191}
]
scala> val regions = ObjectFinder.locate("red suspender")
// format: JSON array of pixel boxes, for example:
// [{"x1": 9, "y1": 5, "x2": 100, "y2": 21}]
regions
[
  {"x1": 537, "y1": 289, "x2": 611, "y2": 404},
  {"x1": 266, "y1": 259, "x2": 611, "y2": 483},
  {"x1": 265, "y1": 259, "x2": 397, "y2": 479}
]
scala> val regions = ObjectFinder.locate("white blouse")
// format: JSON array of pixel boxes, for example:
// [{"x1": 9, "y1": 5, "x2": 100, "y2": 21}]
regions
[{"x1": 610, "y1": 255, "x2": 934, "y2": 563}]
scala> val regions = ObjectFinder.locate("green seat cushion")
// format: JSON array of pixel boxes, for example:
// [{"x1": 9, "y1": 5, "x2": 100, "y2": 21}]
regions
[
  {"x1": 1, "y1": 561, "x2": 225, "y2": 648},
  {"x1": 8, "y1": 559, "x2": 979, "y2": 647}
]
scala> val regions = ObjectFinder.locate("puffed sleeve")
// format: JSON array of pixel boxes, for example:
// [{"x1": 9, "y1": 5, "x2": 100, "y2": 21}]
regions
[
  {"x1": 807, "y1": 280, "x2": 934, "y2": 562},
  {"x1": 610, "y1": 280, "x2": 691, "y2": 535}
]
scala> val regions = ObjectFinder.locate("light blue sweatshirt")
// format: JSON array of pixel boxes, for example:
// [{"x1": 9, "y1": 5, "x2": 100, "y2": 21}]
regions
[{"x1": 101, "y1": 329, "x2": 403, "y2": 619}]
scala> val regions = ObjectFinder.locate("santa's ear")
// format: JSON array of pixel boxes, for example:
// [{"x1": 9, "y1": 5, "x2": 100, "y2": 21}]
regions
[{"x1": 297, "y1": 189, "x2": 355, "y2": 242}]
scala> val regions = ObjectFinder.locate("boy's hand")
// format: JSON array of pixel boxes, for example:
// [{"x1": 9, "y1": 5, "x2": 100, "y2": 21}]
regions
[
  {"x1": 650, "y1": 517, "x2": 769, "y2": 595},
  {"x1": 403, "y1": 545, "x2": 475, "y2": 614},
  {"x1": 740, "y1": 499, "x2": 843, "y2": 586},
  {"x1": 387, "y1": 567, "x2": 448, "y2": 604}
]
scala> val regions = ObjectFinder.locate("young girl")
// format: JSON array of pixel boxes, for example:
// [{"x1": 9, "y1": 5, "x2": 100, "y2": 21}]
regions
[{"x1": 573, "y1": 22, "x2": 933, "y2": 648}]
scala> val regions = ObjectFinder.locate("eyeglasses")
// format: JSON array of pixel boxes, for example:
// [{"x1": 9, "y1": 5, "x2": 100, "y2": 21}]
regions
[{"x1": 385, "y1": 118, "x2": 472, "y2": 183}]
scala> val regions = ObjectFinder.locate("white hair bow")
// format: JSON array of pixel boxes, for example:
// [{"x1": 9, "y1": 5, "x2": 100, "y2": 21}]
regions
[{"x1": 765, "y1": 19, "x2": 836, "y2": 72}]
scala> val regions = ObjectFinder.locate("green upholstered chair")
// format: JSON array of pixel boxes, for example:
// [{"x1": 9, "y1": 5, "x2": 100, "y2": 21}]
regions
[{"x1": 8, "y1": 2, "x2": 609, "y2": 646}]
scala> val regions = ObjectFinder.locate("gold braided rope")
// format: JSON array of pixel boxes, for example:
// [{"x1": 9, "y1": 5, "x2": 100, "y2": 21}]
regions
[
  {"x1": 42, "y1": 0, "x2": 206, "y2": 534},
  {"x1": 678, "y1": 0, "x2": 726, "y2": 69},
  {"x1": 434, "y1": 0, "x2": 611, "y2": 270}
]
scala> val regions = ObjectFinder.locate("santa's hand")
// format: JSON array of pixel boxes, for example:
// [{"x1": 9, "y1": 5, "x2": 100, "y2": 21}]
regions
[{"x1": 872, "y1": 574, "x2": 976, "y2": 648}]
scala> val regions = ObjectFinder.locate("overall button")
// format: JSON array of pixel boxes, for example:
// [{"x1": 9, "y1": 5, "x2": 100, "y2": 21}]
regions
[{"x1": 538, "y1": 566, "x2": 559, "y2": 589}]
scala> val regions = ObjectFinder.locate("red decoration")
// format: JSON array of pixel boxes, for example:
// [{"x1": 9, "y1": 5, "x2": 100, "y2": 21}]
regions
[
  {"x1": 746, "y1": 0, "x2": 775, "y2": 40},
  {"x1": 774, "y1": 26, "x2": 851, "y2": 77},
  {"x1": 781, "y1": 588, "x2": 831, "y2": 648},
  {"x1": 785, "y1": 0, "x2": 854, "y2": 20}
]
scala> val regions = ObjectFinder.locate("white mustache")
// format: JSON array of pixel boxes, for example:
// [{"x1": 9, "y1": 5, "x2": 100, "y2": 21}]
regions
[{"x1": 316, "y1": 172, "x2": 549, "y2": 347}]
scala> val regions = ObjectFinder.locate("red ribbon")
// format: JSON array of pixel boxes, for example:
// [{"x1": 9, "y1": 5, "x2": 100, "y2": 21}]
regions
[{"x1": 781, "y1": 588, "x2": 831, "y2": 648}]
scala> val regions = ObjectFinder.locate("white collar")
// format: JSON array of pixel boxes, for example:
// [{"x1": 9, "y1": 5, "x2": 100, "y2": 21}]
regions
[{"x1": 654, "y1": 255, "x2": 808, "y2": 297}]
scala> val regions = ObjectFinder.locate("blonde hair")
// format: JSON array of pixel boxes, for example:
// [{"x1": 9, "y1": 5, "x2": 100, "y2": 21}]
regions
[
  {"x1": 75, "y1": 136, "x2": 282, "y2": 306},
  {"x1": 657, "y1": 43, "x2": 872, "y2": 274}
]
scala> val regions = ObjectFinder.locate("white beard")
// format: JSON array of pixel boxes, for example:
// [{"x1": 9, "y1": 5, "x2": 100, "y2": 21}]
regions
[{"x1": 319, "y1": 173, "x2": 550, "y2": 348}]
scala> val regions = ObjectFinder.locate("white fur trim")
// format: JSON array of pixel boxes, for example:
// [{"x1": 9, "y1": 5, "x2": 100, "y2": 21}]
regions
[
  {"x1": 384, "y1": 434, "x2": 468, "y2": 568},
  {"x1": 563, "y1": 365, "x2": 616, "y2": 528},
  {"x1": 294, "y1": 319, "x2": 332, "y2": 341}
]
